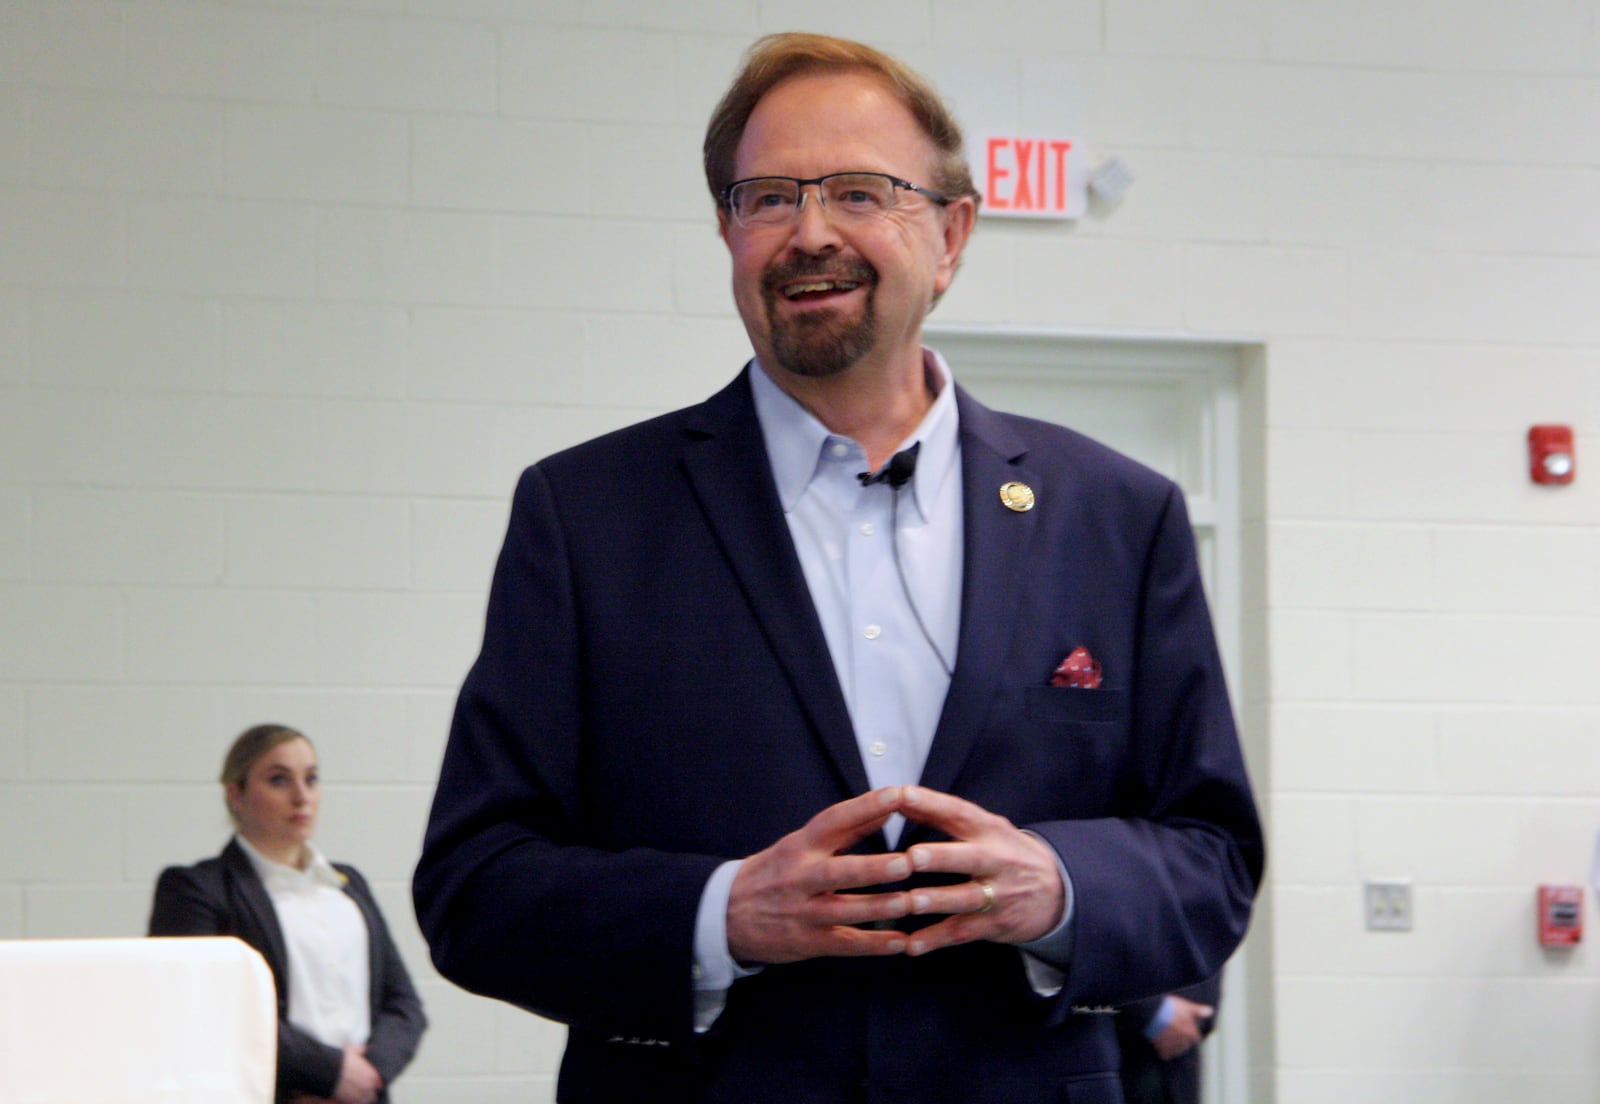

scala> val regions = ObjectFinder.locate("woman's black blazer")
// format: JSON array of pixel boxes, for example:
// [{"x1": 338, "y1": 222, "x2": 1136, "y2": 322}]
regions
[{"x1": 149, "y1": 838, "x2": 427, "y2": 1103}]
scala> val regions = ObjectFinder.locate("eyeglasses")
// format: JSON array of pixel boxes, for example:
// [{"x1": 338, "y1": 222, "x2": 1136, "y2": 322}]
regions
[{"x1": 720, "y1": 172, "x2": 951, "y2": 229}]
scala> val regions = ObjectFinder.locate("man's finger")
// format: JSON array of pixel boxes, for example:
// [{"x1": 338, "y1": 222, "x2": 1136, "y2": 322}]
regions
[
  {"x1": 806, "y1": 886, "x2": 912, "y2": 926},
  {"x1": 803, "y1": 787, "x2": 905, "y2": 849},
  {"x1": 814, "y1": 852, "x2": 914, "y2": 893},
  {"x1": 897, "y1": 785, "x2": 992, "y2": 836},
  {"x1": 901, "y1": 913, "x2": 985, "y2": 956},
  {"x1": 904, "y1": 878, "x2": 995, "y2": 918},
  {"x1": 905, "y1": 840, "x2": 987, "y2": 878},
  {"x1": 805, "y1": 925, "x2": 909, "y2": 958}
]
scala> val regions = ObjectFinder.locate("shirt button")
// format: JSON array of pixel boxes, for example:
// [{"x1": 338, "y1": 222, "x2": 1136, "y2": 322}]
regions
[
  {"x1": 869, "y1": 741, "x2": 887, "y2": 757},
  {"x1": 859, "y1": 523, "x2": 874, "y2": 537},
  {"x1": 830, "y1": 441, "x2": 850, "y2": 458},
  {"x1": 863, "y1": 624, "x2": 881, "y2": 640}
]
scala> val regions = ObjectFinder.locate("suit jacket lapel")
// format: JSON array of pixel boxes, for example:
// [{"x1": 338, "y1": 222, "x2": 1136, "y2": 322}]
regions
[
  {"x1": 914, "y1": 387, "x2": 1039, "y2": 807},
  {"x1": 679, "y1": 368, "x2": 871, "y2": 799},
  {"x1": 339, "y1": 869, "x2": 386, "y2": 1013},
  {"x1": 222, "y1": 838, "x2": 291, "y2": 996}
]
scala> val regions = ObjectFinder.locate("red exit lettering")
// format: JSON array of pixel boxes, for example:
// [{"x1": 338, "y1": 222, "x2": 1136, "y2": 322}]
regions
[{"x1": 984, "y1": 136, "x2": 1074, "y2": 214}]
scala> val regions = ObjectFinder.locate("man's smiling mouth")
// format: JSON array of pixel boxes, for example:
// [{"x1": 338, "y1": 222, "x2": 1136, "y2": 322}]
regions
[{"x1": 782, "y1": 279, "x2": 861, "y2": 299}]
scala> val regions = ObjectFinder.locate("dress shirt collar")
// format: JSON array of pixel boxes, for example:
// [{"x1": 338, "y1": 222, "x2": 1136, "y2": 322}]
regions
[
  {"x1": 749, "y1": 348, "x2": 960, "y2": 523},
  {"x1": 235, "y1": 834, "x2": 346, "y2": 894}
]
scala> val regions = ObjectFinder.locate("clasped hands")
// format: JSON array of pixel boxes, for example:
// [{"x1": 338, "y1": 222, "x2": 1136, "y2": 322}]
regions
[
  {"x1": 290, "y1": 1045, "x2": 383, "y2": 1104},
  {"x1": 726, "y1": 785, "x2": 1065, "y2": 965}
]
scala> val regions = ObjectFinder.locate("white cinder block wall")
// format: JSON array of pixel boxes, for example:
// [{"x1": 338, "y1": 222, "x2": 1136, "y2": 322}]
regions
[{"x1": 3, "y1": 3, "x2": 1598, "y2": 1102}]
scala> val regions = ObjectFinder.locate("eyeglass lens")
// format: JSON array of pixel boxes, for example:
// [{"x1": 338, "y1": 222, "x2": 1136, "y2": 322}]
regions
[{"x1": 729, "y1": 173, "x2": 902, "y2": 226}]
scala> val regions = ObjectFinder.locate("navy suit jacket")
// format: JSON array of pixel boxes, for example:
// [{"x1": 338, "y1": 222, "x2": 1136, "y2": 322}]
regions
[
  {"x1": 150, "y1": 839, "x2": 426, "y2": 1103},
  {"x1": 414, "y1": 368, "x2": 1263, "y2": 1104}
]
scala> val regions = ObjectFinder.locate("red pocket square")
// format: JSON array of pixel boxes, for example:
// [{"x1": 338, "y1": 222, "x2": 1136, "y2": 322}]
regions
[{"x1": 1050, "y1": 646, "x2": 1102, "y2": 689}]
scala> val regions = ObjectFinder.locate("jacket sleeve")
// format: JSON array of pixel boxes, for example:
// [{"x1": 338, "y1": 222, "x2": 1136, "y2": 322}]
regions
[
  {"x1": 1119, "y1": 993, "x2": 1167, "y2": 1037},
  {"x1": 412, "y1": 464, "x2": 723, "y2": 1041}
]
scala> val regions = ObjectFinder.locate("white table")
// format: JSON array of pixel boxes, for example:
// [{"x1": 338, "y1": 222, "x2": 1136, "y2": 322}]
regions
[{"x1": 0, "y1": 936, "x2": 275, "y2": 1104}]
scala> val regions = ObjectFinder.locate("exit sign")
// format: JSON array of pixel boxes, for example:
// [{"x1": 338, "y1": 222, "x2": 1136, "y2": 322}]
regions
[{"x1": 979, "y1": 134, "x2": 1086, "y2": 220}]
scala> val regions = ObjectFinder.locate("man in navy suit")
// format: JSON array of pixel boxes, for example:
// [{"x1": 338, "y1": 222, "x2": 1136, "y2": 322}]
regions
[{"x1": 414, "y1": 31, "x2": 1262, "y2": 1104}]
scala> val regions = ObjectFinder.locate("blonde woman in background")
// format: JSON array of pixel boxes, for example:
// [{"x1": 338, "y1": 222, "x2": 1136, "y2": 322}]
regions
[{"x1": 150, "y1": 724, "x2": 426, "y2": 1104}]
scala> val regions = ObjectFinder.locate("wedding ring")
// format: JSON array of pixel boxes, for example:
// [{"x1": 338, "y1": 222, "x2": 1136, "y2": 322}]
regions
[{"x1": 976, "y1": 879, "x2": 996, "y2": 914}]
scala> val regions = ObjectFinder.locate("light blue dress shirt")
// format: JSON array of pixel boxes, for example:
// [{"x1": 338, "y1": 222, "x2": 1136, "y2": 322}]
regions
[
  {"x1": 691, "y1": 352, "x2": 1069, "y2": 1029},
  {"x1": 752, "y1": 348, "x2": 964, "y2": 844}
]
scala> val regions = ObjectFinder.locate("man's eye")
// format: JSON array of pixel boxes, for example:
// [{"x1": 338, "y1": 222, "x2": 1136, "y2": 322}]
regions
[{"x1": 753, "y1": 191, "x2": 791, "y2": 207}]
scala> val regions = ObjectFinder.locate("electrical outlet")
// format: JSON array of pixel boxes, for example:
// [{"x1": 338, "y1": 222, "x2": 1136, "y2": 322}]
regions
[{"x1": 1365, "y1": 880, "x2": 1413, "y2": 931}]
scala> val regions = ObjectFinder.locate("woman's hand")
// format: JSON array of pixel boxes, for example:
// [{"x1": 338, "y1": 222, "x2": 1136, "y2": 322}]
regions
[{"x1": 332, "y1": 1046, "x2": 383, "y2": 1104}]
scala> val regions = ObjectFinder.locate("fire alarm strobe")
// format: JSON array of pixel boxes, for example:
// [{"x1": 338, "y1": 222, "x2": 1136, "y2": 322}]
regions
[{"x1": 1528, "y1": 424, "x2": 1575, "y2": 485}]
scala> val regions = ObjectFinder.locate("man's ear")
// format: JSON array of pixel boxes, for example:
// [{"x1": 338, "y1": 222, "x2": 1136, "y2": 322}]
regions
[
  {"x1": 717, "y1": 205, "x2": 733, "y2": 247},
  {"x1": 933, "y1": 196, "x2": 978, "y2": 297}
]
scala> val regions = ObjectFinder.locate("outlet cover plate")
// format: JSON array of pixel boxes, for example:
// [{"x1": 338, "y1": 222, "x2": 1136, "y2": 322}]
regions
[{"x1": 1365, "y1": 880, "x2": 1413, "y2": 931}]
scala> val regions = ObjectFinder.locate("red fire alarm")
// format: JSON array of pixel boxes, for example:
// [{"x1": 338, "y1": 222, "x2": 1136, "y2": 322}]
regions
[
  {"x1": 1528, "y1": 424, "x2": 1575, "y2": 485},
  {"x1": 1538, "y1": 884, "x2": 1583, "y2": 947}
]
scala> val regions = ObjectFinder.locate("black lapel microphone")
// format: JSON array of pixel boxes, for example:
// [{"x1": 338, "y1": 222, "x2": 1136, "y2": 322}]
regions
[{"x1": 857, "y1": 442, "x2": 920, "y2": 489}]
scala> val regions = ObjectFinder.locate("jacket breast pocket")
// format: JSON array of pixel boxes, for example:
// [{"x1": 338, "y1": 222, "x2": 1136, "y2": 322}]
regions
[
  {"x1": 1010, "y1": 687, "x2": 1132, "y2": 810},
  {"x1": 1023, "y1": 685, "x2": 1126, "y2": 727}
]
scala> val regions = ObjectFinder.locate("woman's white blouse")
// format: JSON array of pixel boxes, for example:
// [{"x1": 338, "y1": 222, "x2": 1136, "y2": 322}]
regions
[{"x1": 237, "y1": 835, "x2": 372, "y2": 1049}]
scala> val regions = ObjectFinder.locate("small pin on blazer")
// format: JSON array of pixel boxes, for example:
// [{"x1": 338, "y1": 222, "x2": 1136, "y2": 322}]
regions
[{"x1": 998, "y1": 482, "x2": 1035, "y2": 512}]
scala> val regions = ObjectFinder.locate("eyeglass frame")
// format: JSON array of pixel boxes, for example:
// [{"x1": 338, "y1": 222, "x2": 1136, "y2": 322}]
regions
[{"x1": 719, "y1": 171, "x2": 952, "y2": 229}]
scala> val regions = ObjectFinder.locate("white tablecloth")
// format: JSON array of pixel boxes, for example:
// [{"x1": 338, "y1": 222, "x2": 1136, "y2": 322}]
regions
[{"x1": 0, "y1": 936, "x2": 276, "y2": 1104}]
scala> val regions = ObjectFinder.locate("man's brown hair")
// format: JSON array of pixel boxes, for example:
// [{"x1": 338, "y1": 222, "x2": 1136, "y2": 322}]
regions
[{"x1": 703, "y1": 33, "x2": 980, "y2": 208}]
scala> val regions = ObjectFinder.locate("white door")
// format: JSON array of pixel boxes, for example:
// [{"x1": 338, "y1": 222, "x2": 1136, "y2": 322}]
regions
[{"x1": 928, "y1": 326, "x2": 1258, "y2": 1104}]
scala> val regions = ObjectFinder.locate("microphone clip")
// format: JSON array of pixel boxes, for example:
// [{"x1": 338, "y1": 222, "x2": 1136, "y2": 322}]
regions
[{"x1": 857, "y1": 442, "x2": 920, "y2": 489}]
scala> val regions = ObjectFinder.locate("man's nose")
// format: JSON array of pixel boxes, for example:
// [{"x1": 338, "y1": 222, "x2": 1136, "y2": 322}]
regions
[{"x1": 787, "y1": 186, "x2": 843, "y2": 252}]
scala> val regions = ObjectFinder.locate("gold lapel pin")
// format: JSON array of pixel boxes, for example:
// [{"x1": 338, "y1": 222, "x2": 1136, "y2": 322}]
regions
[{"x1": 999, "y1": 482, "x2": 1035, "y2": 512}]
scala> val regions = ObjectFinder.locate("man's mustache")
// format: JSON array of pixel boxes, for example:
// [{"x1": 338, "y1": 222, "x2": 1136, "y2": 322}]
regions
[{"x1": 762, "y1": 257, "x2": 878, "y2": 293}]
